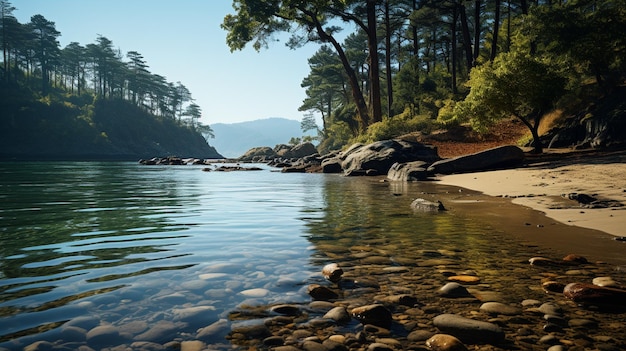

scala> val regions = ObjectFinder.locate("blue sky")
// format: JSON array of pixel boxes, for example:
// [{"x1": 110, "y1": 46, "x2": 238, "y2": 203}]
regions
[{"x1": 11, "y1": 0, "x2": 324, "y2": 126}]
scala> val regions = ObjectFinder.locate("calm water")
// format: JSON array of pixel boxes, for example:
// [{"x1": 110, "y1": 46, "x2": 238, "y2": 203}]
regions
[{"x1": 0, "y1": 162, "x2": 623, "y2": 349}]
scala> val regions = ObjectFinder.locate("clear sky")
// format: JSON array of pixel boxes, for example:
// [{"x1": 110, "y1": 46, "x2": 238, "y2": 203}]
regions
[{"x1": 11, "y1": 0, "x2": 323, "y2": 126}]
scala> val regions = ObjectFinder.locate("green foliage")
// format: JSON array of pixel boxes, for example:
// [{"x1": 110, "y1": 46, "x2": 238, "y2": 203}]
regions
[{"x1": 355, "y1": 113, "x2": 438, "y2": 144}]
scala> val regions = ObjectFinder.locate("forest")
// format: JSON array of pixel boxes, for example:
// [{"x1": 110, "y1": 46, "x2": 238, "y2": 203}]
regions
[
  {"x1": 223, "y1": 0, "x2": 626, "y2": 153},
  {"x1": 0, "y1": 0, "x2": 219, "y2": 160}
]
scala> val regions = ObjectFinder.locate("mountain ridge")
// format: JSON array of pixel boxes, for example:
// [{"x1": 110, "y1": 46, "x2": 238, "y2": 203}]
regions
[{"x1": 210, "y1": 117, "x2": 314, "y2": 158}]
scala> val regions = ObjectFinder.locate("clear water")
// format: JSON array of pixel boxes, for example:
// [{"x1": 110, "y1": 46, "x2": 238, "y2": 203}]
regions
[{"x1": 0, "y1": 162, "x2": 623, "y2": 349}]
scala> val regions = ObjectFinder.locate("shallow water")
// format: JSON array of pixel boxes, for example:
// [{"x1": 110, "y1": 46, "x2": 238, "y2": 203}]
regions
[{"x1": 0, "y1": 162, "x2": 624, "y2": 350}]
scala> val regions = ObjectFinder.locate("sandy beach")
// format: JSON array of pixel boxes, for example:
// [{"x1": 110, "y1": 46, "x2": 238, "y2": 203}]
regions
[{"x1": 437, "y1": 149, "x2": 626, "y2": 237}]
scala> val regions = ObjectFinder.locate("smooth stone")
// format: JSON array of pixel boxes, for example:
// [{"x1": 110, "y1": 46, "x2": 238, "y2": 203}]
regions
[
  {"x1": 538, "y1": 302, "x2": 563, "y2": 315},
  {"x1": 196, "y1": 319, "x2": 230, "y2": 341},
  {"x1": 529, "y1": 257, "x2": 558, "y2": 266},
  {"x1": 568, "y1": 318, "x2": 598, "y2": 329},
  {"x1": 408, "y1": 330, "x2": 435, "y2": 342},
  {"x1": 86, "y1": 325, "x2": 122, "y2": 346},
  {"x1": 322, "y1": 339, "x2": 347, "y2": 351},
  {"x1": 592, "y1": 276, "x2": 620, "y2": 288},
  {"x1": 351, "y1": 304, "x2": 393, "y2": 328},
  {"x1": 134, "y1": 321, "x2": 180, "y2": 343},
  {"x1": 480, "y1": 302, "x2": 521, "y2": 315},
  {"x1": 323, "y1": 306, "x2": 351, "y2": 324},
  {"x1": 383, "y1": 294, "x2": 418, "y2": 306},
  {"x1": 23, "y1": 341, "x2": 54, "y2": 351},
  {"x1": 539, "y1": 334, "x2": 560, "y2": 345},
  {"x1": 180, "y1": 280, "x2": 209, "y2": 291},
  {"x1": 240, "y1": 288, "x2": 269, "y2": 297},
  {"x1": 198, "y1": 273, "x2": 228, "y2": 280},
  {"x1": 562, "y1": 254, "x2": 588, "y2": 264},
  {"x1": 433, "y1": 313, "x2": 505, "y2": 344},
  {"x1": 130, "y1": 341, "x2": 166, "y2": 351},
  {"x1": 447, "y1": 275, "x2": 481, "y2": 284},
  {"x1": 64, "y1": 316, "x2": 101, "y2": 331},
  {"x1": 231, "y1": 324, "x2": 271, "y2": 339},
  {"x1": 302, "y1": 340, "x2": 328, "y2": 351},
  {"x1": 547, "y1": 345, "x2": 566, "y2": 351},
  {"x1": 563, "y1": 282, "x2": 626, "y2": 306},
  {"x1": 180, "y1": 340, "x2": 206, "y2": 351},
  {"x1": 153, "y1": 292, "x2": 187, "y2": 304},
  {"x1": 308, "y1": 284, "x2": 339, "y2": 300},
  {"x1": 264, "y1": 336, "x2": 285, "y2": 346},
  {"x1": 322, "y1": 263, "x2": 344, "y2": 283},
  {"x1": 367, "y1": 342, "x2": 394, "y2": 351},
  {"x1": 60, "y1": 326, "x2": 87, "y2": 342},
  {"x1": 411, "y1": 198, "x2": 446, "y2": 212},
  {"x1": 172, "y1": 306, "x2": 216, "y2": 325},
  {"x1": 425, "y1": 333, "x2": 468, "y2": 351},
  {"x1": 438, "y1": 282, "x2": 472, "y2": 298},
  {"x1": 521, "y1": 299, "x2": 541, "y2": 307},
  {"x1": 270, "y1": 304, "x2": 302, "y2": 316}
]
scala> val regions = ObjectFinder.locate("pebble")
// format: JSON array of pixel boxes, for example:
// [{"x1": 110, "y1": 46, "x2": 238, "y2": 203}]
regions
[
  {"x1": 447, "y1": 275, "x2": 480, "y2": 284},
  {"x1": 438, "y1": 282, "x2": 472, "y2": 298},
  {"x1": 240, "y1": 288, "x2": 269, "y2": 297},
  {"x1": 425, "y1": 333, "x2": 468, "y2": 351},
  {"x1": 323, "y1": 306, "x2": 351, "y2": 324},
  {"x1": 322, "y1": 263, "x2": 344, "y2": 283},
  {"x1": 180, "y1": 340, "x2": 206, "y2": 351},
  {"x1": 308, "y1": 284, "x2": 339, "y2": 300},
  {"x1": 479, "y1": 302, "x2": 521, "y2": 315},
  {"x1": 351, "y1": 304, "x2": 392, "y2": 328},
  {"x1": 592, "y1": 276, "x2": 620, "y2": 288},
  {"x1": 433, "y1": 313, "x2": 505, "y2": 344}
]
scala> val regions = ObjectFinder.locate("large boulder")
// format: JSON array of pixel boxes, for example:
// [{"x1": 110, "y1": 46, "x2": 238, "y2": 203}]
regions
[
  {"x1": 283, "y1": 142, "x2": 318, "y2": 159},
  {"x1": 341, "y1": 139, "x2": 440, "y2": 176},
  {"x1": 387, "y1": 161, "x2": 430, "y2": 181},
  {"x1": 238, "y1": 146, "x2": 276, "y2": 162},
  {"x1": 427, "y1": 145, "x2": 524, "y2": 175}
]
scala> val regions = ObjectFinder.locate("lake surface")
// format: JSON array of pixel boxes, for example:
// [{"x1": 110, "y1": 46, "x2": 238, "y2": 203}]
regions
[{"x1": 1, "y1": 162, "x2": 625, "y2": 350}]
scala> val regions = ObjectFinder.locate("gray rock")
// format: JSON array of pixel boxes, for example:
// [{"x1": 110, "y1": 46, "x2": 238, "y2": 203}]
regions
[
  {"x1": 341, "y1": 139, "x2": 439, "y2": 176},
  {"x1": 411, "y1": 198, "x2": 445, "y2": 212},
  {"x1": 323, "y1": 306, "x2": 351, "y2": 324},
  {"x1": 321, "y1": 157, "x2": 343, "y2": 173},
  {"x1": 303, "y1": 340, "x2": 328, "y2": 351},
  {"x1": 428, "y1": 145, "x2": 524, "y2": 175},
  {"x1": 134, "y1": 321, "x2": 180, "y2": 343},
  {"x1": 23, "y1": 341, "x2": 54, "y2": 351},
  {"x1": 479, "y1": 302, "x2": 521, "y2": 316},
  {"x1": 307, "y1": 284, "x2": 339, "y2": 301},
  {"x1": 433, "y1": 313, "x2": 505, "y2": 344},
  {"x1": 438, "y1": 282, "x2": 472, "y2": 298},
  {"x1": 386, "y1": 161, "x2": 430, "y2": 181},
  {"x1": 239, "y1": 146, "x2": 276, "y2": 161},
  {"x1": 86, "y1": 325, "x2": 123, "y2": 346},
  {"x1": 283, "y1": 142, "x2": 318, "y2": 159},
  {"x1": 129, "y1": 341, "x2": 166, "y2": 351},
  {"x1": 196, "y1": 319, "x2": 229, "y2": 341}
]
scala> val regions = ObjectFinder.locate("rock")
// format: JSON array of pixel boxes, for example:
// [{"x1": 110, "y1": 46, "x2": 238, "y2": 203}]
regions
[
  {"x1": 427, "y1": 145, "x2": 524, "y2": 175},
  {"x1": 563, "y1": 282, "x2": 626, "y2": 306},
  {"x1": 269, "y1": 304, "x2": 301, "y2": 316},
  {"x1": 387, "y1": 161, "x2": 430, "y2": 181},
  {"x1": 411, "y1": 198, "x2": 446, "y2": 212},
  {"x1": 592, "y1": 276, "x2": 621, "y2": 288},
  {"x1": 528, "y1": 257, "x2": 559, "y2": 266},
  {"x1": 433, "y1": 314, "x2": 505, "y2": 344},
  {"x1": 60, "y1": 326, "x2": 87, "y2": 342},
  {"x1": 240, "y1": 288, "x2": 270, "y2": 297},
  {"x1": 238, "y1": 146, "x2": 276, "y2": 162},
  {"x1": 302, "y1": 340, "x2": 327, "y2": 351},
  {"x1": 367, "y1": 342, "x2": 394, "y2": 351},
  {"x1": 479, "y1": 302, "x2": 521, "y2": 315},
  {"x1": 351, "y1": 304, "x2": 393, "y2": 328},
  {"x1": 23, "y1": 341, "x2": 55, "y2": 351},
  {"x1": 426, "y1": 334, "x2": 469, "y2": 351},
  {"x1": 538, "y1": 302, "x2": 563, "y2": 315},
  {"x1": 408, "y1": 330, "x2": 436, "y2": 342},
  {"x1": 181, "y1": 340, "x2": 205, "y2": 351},
  {"x1": 542, "y1": 281, "x2": 566, "y2": 293},
  {"x1": 447, "y1": 275, "x2": 480, "y2": 284},
  {"x1": 321, "y1": 157, "x2": 343, "y2": 173},
  {"x1": 323, "y1": 306, "x2": 351, "y2": 324},
  {"x1": 230, "y1": 323, "x2": 271, "y2": 340},
  {"x1": 86, "y1": 325, "x2": 122, "y2": 346},
  {"x1": 130, "y1": 341, "x2": 166, "y2": 351},
  {"x1": 282, "y1": 142, "x2": 318, "y2": 159},
  {"x1": 322, "y1": 263, "x2": 344, "y2": 283},
  {"x1": 384, "y1": 294, "x2": 418, "y2": 307},
  {"x1": 562, "y1": 253, "x2": 589, "y2": 264},
  {"x1": 134, "y1": 320, "x2": 180, "y2": 343},
  {"x1": 341, "y1": 139, "x2": 439, "y2": 176},
  {"x1": 307, "y1": 284, "x2": 339, "y2": 300},
  {"x1": 172, "y1": 306, "x2": 217, "y2": 327},
  {"x1": 438, "y1": 282, "x2": 473, "y2": 298},
  {"x1": 196, "y1": 319, "x2": 229, "y2": 341}
]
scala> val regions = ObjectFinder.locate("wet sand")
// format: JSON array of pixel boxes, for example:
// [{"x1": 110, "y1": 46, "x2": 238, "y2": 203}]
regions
[{"x1": 433, "y1": 149, "x2": 626, "y2": 265}]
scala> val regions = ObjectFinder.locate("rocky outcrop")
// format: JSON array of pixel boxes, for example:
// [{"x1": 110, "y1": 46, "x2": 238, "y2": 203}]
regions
[
  {"x1": 387, "y1": 161, "x2": 430, "y2": 181},
  {"x1": 238, "y1": 146, "x2": 276, "y2": 162},
  {"x1": 427, "y1": 145, "x2": 524, "y2": 175},
  {"x1": 340, "y1": 139, "x2": 440, "y2": 176}
]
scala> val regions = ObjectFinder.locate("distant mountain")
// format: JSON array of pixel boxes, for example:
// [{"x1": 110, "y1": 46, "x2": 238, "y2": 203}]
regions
[{"x1": 210, "y1": 117, "x2": 314, "y2": 158}]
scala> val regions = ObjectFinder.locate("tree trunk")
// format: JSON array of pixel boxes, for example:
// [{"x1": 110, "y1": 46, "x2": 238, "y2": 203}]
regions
[
  {"x1": 474, "y1": 0, "x2": 481, "y2": 63},
  {"x1": 451, "y1": 4, "x2": 458, "y2": 94},
  {"x1": 313, "y1": 18, "x2": 371, "y2": 131},
  {"x1": 384, "y1": 0, "x2": 393, "y2": 117},
  {"x1": 458, "y1": 2, "x2": 474, "y2": 71},
  {"x1": 367, "y1": 0, "x2": 383, "y2": 124},
  {"x1": 490, "y1": 0, "x2": 501, "y2": 61}
]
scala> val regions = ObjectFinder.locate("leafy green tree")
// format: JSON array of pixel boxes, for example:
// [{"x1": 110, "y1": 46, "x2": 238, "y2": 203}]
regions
[
  {"x1": 222, "y1": 0, "x2": 382, "y2": 131},
  {"x1": 451, "y1": 51, "x2": 567, "y2": 153}
]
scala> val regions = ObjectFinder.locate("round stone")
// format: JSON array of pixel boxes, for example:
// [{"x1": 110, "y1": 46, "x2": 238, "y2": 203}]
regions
[
  {"x1": 426, "y1": 333, "x2": 468, "y2": 351},
  {"x1": 479, "y1": 302, "x2": 521, "y2": 316}
]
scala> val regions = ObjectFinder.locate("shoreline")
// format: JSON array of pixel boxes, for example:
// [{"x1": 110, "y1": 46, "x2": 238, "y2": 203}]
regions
[
  {"x1": 427, "y1": 149, "x2": 626, "y2": 265},
  {"x1": 436, "y1": 149, "x2": 626, "y2": 238}
]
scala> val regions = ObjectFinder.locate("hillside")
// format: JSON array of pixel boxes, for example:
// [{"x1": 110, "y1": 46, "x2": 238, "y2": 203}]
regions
[
  {"x1": 211, "y1": 118, "x2": 315, "y2": 158},
  {"x1": 0, "y1": 92, "x2": 223, "y2": 160}
]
